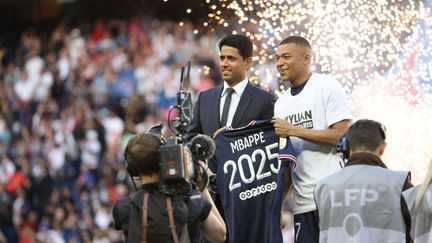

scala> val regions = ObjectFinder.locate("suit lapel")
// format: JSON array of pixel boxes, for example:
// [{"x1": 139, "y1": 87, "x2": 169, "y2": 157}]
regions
[
  {"x1": 213, "y1": 85, "x2": 224, "y2": 128},
  {"x1": 231, "y1": 82, "x2": 253, "y2": 128}
]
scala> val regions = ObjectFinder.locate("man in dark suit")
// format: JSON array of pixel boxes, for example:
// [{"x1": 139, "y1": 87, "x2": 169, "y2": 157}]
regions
[
  {"x1": 188, "y1": 34, "x2": 276, "y2": 243},
  {"x1": 188, "y1": 34, "x2": 276, "y2": 138}
]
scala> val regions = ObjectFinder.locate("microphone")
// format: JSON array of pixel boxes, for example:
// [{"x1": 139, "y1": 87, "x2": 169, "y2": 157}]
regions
[{"x1": 189, "y1": 134, "x2": 216, "y2": 161}]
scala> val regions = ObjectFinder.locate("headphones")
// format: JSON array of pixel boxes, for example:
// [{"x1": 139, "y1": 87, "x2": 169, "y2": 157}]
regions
[
  {"x1": 124, "y1": 139, "x2": 139, "y2": 178},
  {"x1": 335, "y1": 134, "x2": 350, "y2": 161},
  {"x1": 336, "y1": 121, "x2": 387, "y2": 160}
]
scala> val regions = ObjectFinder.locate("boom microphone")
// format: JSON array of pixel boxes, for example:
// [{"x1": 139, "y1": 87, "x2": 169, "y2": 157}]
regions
[{"x1": 189, "y1": 134, "x2": 216, "y2": 161}]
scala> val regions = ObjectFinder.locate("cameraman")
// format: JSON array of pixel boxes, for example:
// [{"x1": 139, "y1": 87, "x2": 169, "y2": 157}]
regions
[
  {"x1": 112, "y1": 132, "x2": 226, "y2": 243},
  {"x1": 313, "y1": 119, "x2": 413, "y2": 243}
]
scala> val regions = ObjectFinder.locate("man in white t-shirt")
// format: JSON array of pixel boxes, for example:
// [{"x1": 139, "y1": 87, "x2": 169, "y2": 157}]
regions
[{"x1": 271, "y1": 36, "x2": 353, "y2": 243}]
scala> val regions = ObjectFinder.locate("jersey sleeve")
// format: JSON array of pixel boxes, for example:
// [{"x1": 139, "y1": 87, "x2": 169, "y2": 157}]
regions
[{"x1": 277, "y1": 137, "x2": 298, "y2": 170}]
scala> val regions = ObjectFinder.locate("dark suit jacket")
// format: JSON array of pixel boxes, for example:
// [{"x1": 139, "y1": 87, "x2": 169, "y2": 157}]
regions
[{"x1": 188, "y1": 81, "x2": 276, "y2": 137}]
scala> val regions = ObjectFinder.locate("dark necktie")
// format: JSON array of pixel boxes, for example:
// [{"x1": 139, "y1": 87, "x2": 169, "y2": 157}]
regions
[{"x1": 220, "y1": 88, "x2": 234, "y2": 127}]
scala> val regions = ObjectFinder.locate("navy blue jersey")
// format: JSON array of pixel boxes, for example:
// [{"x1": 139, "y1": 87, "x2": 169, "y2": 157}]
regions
[{"x1": 212, "y1": 120, "x2": 297, "y2": 243}]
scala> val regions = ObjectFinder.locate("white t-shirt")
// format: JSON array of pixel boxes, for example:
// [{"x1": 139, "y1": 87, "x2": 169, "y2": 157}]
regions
[{"x1": 274, "y1": 73, "x2": 353, "y2": 214}]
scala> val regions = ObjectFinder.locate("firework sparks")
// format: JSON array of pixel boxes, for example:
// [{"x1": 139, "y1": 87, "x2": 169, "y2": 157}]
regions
[
  {"x1": 204, "y1": 1, "x2": 426, "y2": 91},
  {"x1": 173, "y1": 0, "x2": 432, "y2": 183},
  {"x1": 210, "y1": 0, "x2": 432, "y2": 183}
]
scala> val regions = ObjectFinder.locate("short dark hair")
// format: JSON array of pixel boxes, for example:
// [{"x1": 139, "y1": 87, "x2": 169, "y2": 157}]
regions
[
  {"x1": 125, "y1": 133, "x2": 161, "y2": 176},
  {"x1": 347, "y1": 119, "x2": 386, "y2": 152},
  {"x1": 218, "y1": 34, "x2": 253, "y2": 60},
  {"x1": 279, "y1": 36, "x2": 311, "y2": 51}
]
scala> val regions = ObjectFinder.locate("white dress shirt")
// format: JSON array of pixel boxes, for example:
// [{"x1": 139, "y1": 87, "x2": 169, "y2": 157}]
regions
[{"x1": 219, "y1": 78, "x2": 248, "y2": 127}]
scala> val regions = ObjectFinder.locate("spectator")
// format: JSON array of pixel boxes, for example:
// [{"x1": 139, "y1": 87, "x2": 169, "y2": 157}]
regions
[{"x1": 0, "y1": 16, "x2": 222, "y2": 242}]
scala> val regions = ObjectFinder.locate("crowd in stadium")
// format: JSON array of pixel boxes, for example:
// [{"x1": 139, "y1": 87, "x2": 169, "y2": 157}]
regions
[
  {"x1": 0, "y1": 16, "x2": 242, "y2": 243},
  {"x1": 2, "y1": 6, "x2": 431, "y2": 243}
]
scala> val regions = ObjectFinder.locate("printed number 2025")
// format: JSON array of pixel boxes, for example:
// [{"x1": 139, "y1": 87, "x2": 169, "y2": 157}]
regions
[{"x1": 223, "y1": 142, "x2": 279, "y2": 191}]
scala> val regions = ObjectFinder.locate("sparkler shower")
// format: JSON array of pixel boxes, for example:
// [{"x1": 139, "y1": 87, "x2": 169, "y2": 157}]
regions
[{"x1": 178, "y1": 0, "x2": 432, "y2": 183}]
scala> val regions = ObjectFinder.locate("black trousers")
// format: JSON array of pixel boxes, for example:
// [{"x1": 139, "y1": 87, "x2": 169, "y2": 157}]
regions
[{"x1": 294, "y1": 210, "x2": 319, "y2": 243}]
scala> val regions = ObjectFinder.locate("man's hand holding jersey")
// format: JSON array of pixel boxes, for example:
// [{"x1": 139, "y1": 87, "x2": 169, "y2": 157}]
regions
[{"x1": 271, "y1": 118, "x2": 297, "y2": 138}]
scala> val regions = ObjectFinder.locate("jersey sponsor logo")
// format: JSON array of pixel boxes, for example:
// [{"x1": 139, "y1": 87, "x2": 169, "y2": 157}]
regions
[
  {"x1": 285, "y1": 110, "x2": 314, "y2": 129},
  {"x1": 239, "y1": 182, "x2": 277, "y2": 200}
]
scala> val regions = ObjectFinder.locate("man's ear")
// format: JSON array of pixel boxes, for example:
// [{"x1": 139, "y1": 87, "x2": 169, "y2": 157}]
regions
[
  {"x1": 303, "y1": 53, "x2": 311, "y2": 65},
  {"x1": 379, "y1": 141, "x2": 387, "y2": 156},
  {"x1": 244, "y1": 57, "x2": 253, "y2": 69}
]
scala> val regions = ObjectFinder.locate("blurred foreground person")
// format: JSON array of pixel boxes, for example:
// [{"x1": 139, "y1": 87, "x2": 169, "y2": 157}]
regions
[
  {"x1": 314, "y1": 119, "x2": 413, "y2": 243},
  {"x1": 403, "y1": 158, "x2": 432, "y2": 243},
  {"x1": 112, "y1": 132, "x2": 225, "y2": 243}
]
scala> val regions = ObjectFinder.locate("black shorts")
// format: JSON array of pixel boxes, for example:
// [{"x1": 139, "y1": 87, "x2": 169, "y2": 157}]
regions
[{"x1": 293, "y1": 210, "x2": 319, "y2": 243}]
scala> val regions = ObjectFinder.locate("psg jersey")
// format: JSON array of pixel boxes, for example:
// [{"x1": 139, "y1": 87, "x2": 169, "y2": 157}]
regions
[{"x1": 212, "y1": 120, "x2": 297, "y2": 243}]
